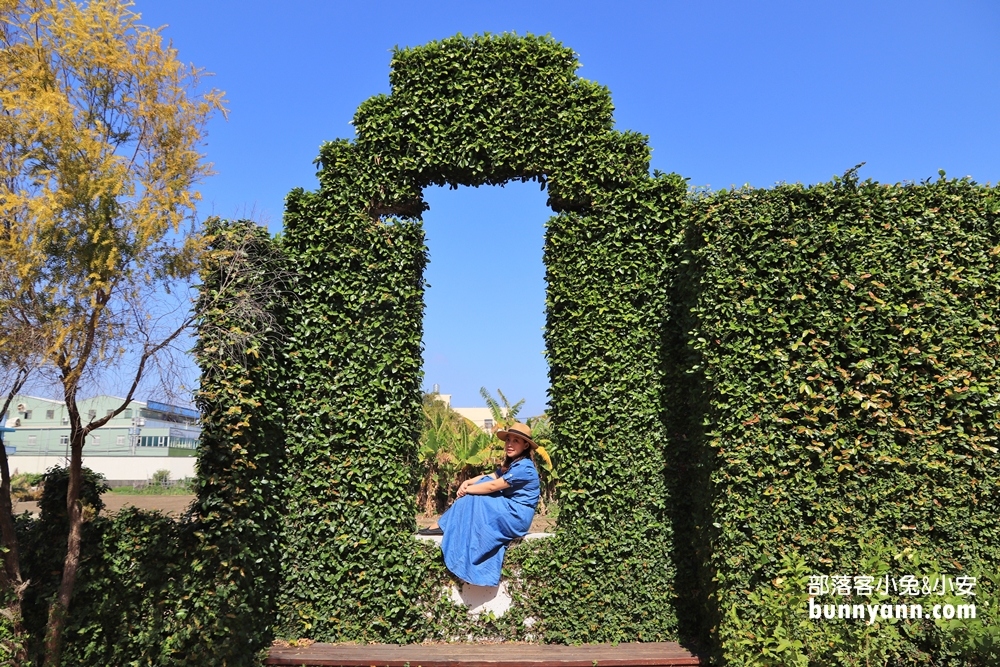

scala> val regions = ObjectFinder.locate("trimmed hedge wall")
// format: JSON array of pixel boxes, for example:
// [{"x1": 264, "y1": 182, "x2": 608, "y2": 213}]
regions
[
  {"x1": 670, "y1": 171, "x2": 1000, "y2": 664},
  {"x1": 275, "y1": 32, "x2": 682, "y2": 642},
  {"x1": 525, "y1": 173, "x2": 686, "y2": 642},
  {"x1": 14, "y1": 221, "x2": 290, "y2": 666},
  {"x1": 167, "y1": 218, "x2": 290, "y2": 662},
  {"x1": 277, "y1": 180, "x2": 430, "y2": 640}
]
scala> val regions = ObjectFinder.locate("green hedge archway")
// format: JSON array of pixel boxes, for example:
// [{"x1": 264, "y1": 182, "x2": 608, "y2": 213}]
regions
[
  {"x1": 276, "y1": 33, "x2": 687, "y2": 642},
  {"x1": 22, "y1": 29, "x2": 1000, "y2": 667}
]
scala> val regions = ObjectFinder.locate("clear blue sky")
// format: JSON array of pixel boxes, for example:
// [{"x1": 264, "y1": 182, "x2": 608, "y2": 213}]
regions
[{"x1": 137, "y1": 0, "x2": 1000, "y2": 417}]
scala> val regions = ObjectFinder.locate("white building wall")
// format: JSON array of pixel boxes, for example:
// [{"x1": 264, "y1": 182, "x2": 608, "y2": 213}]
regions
[
  {"x1": 452, "y1": 407, "x2": 497, "y2": 432},
  {"x1": 9, "y1": 456, "x2": 196, "y2": 481}
]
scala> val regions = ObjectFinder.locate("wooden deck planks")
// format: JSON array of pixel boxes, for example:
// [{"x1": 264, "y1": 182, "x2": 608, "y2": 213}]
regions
[{"x1": 266, "y1": 642, "x2": 702, "y2": 667}]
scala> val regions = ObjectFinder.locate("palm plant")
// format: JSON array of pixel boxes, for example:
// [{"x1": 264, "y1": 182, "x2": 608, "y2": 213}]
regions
[
  {"x1": 526, "y1": 413, "x2": 558, "y2": 512},
  {"x1": 417, "y1": 390, "x2": 557, "y2": 515},
  {"x1": 417, "y1": 394, "x2": 497, "y2": 513},
  {"x1": 480, "y1": 387, "x2": 524, "y2": 429},
  {"x1": 442, "y1": 421, "x2": 494, "y2": 501},
  {"x1": 478, "y1": 387, "x2": 523, "y2": 467},
  {"x1": 417, "y1": 406, "x2": 453, "y2": 515}
]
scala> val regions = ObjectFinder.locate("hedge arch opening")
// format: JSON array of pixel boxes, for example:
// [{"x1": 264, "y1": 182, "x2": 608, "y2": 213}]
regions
[
  {"x1": 275, "y1": 33, "x2": 690, "y2": 643},
  {"x1": 419, "y1": 182, "x2": 550, "y2": 417},
  {"x1": 418, "y1": 182, "x2": 551, "y2": 514}
]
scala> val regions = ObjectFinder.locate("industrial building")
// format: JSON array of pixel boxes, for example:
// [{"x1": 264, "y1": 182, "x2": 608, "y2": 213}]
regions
[{"x1": 2, "y1": 396, "x2": 200, "y2": 481}]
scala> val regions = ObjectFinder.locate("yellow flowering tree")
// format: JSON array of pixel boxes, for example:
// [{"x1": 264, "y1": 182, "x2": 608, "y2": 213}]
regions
[{"x1": 0, "y1": 0, "x2": 224, "y2": 663}]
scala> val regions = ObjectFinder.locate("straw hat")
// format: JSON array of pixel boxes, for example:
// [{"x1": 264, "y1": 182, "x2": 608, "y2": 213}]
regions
[{"x1": 496, "y1": 422, "x2": 538, "y2": 449}]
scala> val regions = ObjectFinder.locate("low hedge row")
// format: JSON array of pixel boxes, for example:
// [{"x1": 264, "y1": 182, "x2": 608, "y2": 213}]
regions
[{"x1": 16, "y1": 469, "x2": 188, "y2": 665}]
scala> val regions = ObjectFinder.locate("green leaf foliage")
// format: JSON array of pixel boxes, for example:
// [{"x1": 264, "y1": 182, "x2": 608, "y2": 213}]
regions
[
  {"x1": 274, "y1": 32, "x2": 682, "y2": 642},
  {"x1": 668, "y1": 171, "x2": 1000, "y2": 664},
  {"x1": 18, "y1": 221, "x2": 292, "y2": 666},
  {"x1": 13, "y1": 34, "x2": 1000, "y2": 667},
  {"x1": 165, "y1": 218, "x2": 291, "y2": 663}
]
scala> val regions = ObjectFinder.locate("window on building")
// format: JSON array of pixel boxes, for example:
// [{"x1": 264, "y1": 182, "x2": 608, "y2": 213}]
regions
[
  {"x1": 91, "y1": 435, "x2": 101, "y2": 446},
  {"x1": 87, "y1": 409, "x2": 96, "y2": 421},
  {"x1": 59, "y1": 435, "x2": 68, "y2": 446},
  {"x1": 157, "y1": 436, "x2": 166, "y2": 447},
  {"x1": 45, "y1": 410, "x2": 54, "y2": 420},
  {"x1": 484, "y1": 419, "x2": 493, "y2": 431},
  {"x1": 27, "y1": 435, "x2": 36, "y2": 445},
  {"x1": 116, "y1": 435, "x2": 125, "y2": 446},
  {"x1": 106, "y1": 409, "x2": 115, "y2": 417},
  {"x1": 22, "y1": 410, "x2": 31, "y2": 420},
  {"x1": 124, "y1": 409, "x2": 132, "y2": 419}
]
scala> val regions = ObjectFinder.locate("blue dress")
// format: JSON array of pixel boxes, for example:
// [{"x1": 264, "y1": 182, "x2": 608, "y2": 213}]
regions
[{"x1": 438, "y1": 458, "x2": 540, "y2": 586}]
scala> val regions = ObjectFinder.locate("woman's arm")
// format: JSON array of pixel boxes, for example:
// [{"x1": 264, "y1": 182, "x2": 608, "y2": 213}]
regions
[
  {"x1": 457, "y1": 472, "x2": 491, "y2": 493},
  {"x1": 458, "y1": 477, "x2": 509, "y2": 497}
]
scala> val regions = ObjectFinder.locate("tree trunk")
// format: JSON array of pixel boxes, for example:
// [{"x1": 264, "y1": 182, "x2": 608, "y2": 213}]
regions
[
  {"x1": 0, "y1": 370, "x2": 30, "y2": 663},
  {"x1": 42, "y1": 440, "x2": 83, "y2": 667},
  {"x1": 423, "y1": 469, "x2": 439, "y2": 516},
  {"x1": 0, "y1": 438, "x2": 26, "y2": 663}
]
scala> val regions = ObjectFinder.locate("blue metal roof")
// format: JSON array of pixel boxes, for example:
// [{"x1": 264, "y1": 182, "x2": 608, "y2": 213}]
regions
[{"x1": 146, "y1": 400, "x2": 199, "y2": 420}]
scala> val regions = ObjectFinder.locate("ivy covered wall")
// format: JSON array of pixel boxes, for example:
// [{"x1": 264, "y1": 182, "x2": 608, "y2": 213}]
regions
[
  {"x1": 669, "y1": 173, "x2": 1000, "y2": 665},
  {"x1": 275, "y1": 32, "x2": 682, "y2": 642},
  {"x1": 271, "y1": 36, "x2": 1000, "y2": 660}
]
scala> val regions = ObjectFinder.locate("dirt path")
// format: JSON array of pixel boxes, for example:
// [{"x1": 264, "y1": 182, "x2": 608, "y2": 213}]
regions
[
  {"x1": 15, "y1": 494, "x2": 196, "y2": 518},
  {"x1": 100, "y1": 494, "x2": 196, "y2": 516}
]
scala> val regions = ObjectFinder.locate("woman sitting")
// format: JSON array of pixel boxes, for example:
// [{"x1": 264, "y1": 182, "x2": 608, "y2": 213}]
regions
[{"x1": 419, "y1": 422, "x2": 541, "y2": 587}]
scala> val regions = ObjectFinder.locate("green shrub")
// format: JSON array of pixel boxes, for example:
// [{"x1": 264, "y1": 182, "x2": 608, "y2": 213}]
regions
[
  {"x1": 724, "y1": 543, "x2": 1000, "y2": 666},
  {"x1": 11, "y1": 472, "x2": 42, "y2": 501},
  {"x1": 37, "y1": 465, "x2": 109, "y2": 520},
  {"x1": 19, "y1": 466, "x2": 110, "y2": 663},
  {"x1": 150, "y1": 469, "x2": 171, "y2": 487}
]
